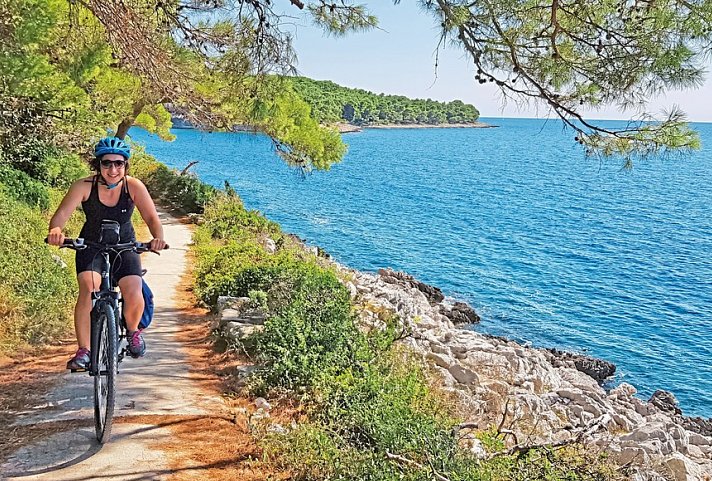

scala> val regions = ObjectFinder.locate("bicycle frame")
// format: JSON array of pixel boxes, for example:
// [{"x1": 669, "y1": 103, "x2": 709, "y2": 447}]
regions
[{"x1": 89, "y1": 249, "x2": 123, "y2": 377}]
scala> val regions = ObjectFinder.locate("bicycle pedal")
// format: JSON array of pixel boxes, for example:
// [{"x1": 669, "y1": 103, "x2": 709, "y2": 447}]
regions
[{"x1": 69, "y1": 367, "x2": 88, "y2": 373}]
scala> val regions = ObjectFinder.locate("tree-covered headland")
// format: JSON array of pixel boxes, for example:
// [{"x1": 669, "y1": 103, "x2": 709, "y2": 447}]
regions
[{"x1": 290, "y1": 77, "x2": 480, "y2": 125}]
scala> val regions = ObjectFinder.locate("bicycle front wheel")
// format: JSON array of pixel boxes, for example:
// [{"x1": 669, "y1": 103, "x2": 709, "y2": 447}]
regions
[{"x1": 93, "y1": 301, "x2": 118, "y2": 443}]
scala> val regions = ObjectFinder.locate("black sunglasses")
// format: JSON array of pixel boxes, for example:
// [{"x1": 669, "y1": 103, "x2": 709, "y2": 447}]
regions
[{"x1": 100, "y1": 159, "x2": 127, "y2": 169}]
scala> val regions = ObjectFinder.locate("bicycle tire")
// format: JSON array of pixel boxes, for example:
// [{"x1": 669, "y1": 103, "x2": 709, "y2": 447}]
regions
[{"x1": 93, "y1": 301, "x2": 118, "y2": 443}]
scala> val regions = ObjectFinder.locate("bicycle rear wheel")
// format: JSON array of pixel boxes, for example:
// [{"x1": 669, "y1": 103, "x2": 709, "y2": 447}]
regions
[{"x1": 93, "y1": 302, "x2": 118, "y2": 443}]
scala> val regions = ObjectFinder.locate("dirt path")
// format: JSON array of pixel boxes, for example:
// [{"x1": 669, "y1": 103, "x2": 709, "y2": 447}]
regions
[{"x1": 1, "y1": 211, "x2": 237, "y2": 481}]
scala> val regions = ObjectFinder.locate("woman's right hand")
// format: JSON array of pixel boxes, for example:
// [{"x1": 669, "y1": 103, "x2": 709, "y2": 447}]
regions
[{"x1": 47, "y1": 227, "x2": 65, "y2": 246}]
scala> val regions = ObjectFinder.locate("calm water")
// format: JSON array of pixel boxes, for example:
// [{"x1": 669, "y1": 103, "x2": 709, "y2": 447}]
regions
[{"x1": 131, "y1": 118, "x2": 712, "y2": 417}]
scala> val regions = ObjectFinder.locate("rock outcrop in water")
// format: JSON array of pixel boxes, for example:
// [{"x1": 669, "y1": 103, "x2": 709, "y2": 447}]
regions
[
  {"x1": 378, "y1": 268, "x2": 445, "y2": 304},
  {"x1": 545, "y1": 348, "x2": 617, "y2": 383},
  {"x1": 217, "y1": 247, "x2": 712, "y2": 480},
  {"x1": 378, "y1": 268, "x2": 480, "y2": 324}
]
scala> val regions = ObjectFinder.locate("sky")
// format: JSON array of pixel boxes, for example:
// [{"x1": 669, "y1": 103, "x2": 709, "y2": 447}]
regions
[{"x1": 281, "y1": 1, "x2": 712, "y2": 122}]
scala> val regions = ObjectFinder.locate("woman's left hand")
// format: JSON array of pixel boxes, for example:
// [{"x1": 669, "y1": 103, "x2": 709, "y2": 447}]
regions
[{"x1": 149, "y1": 238, "x2": 168, "y2": 252}]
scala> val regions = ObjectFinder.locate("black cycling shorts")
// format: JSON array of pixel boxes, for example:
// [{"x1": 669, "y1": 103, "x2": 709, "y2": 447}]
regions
[{"x1": 75, "y1": 247, "x2": 143, "y2": 281}]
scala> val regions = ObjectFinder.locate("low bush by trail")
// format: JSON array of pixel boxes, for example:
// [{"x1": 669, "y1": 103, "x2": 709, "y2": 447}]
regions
[
  {"x1": 0, "y1": 166, "x2": 51, "y2": 210},
  {"x1": 129, "y1": 149, "x2": 217, "y2": 214},
  {"x1": 0, "y1": 149, "x2": 88, "y2": 353},
  {"x1": 0, "y1": 191, "x2": 78, "y2": 352}
]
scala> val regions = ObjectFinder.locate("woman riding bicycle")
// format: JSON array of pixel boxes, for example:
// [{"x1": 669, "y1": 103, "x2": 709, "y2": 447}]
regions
[{"x1": 47, "y1": 137, "x2": 167, "y2": 370}]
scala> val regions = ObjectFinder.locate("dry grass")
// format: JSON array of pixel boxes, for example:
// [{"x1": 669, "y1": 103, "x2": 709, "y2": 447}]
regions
[{"x1": 0, "y1": 340, "x2": 77, "y2": 461}]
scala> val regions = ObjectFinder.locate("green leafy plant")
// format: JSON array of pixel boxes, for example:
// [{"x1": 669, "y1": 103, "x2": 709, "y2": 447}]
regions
[
  {"x1": 247, "y1": 289, "x2": 268, "y2": 311},
  {"x1": 0, "y1": 166, "x2": 51, "y2": 210},
  {"x1": 249, "y1": 264, "x2": 360, "y2": 394},
  {"x1": 129, "y1": 149, "x2": 218, "y2": 213},
  {"x1": 0, "y1": 191, "x2": 76, "y2": 352}
]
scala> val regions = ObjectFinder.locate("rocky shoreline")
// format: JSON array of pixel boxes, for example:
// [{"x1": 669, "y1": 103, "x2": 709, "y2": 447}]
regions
[
  {"x1": 332, "y1": 121, "x2": 497, "y2": 133},
  {"x1": 217, "y1": 244, "x2": 712, "y2": 480}
]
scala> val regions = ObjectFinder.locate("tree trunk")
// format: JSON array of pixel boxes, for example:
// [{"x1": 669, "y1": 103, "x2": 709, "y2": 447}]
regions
[{"x1": 116, "y1": 101, "x2": 146, "y2": 139}]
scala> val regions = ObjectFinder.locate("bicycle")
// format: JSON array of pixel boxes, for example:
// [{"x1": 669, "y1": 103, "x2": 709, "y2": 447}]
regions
[{"x1": 48, "y1": 220, "x2": 167, "y2": 443}]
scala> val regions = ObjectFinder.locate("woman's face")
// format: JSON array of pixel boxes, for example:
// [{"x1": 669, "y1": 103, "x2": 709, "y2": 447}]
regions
[{"x1": 99, "y1": 153, "x2": 127, "y2": 184}]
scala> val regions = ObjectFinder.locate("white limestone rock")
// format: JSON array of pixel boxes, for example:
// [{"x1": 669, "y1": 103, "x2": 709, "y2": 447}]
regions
[
  {"x1": 217, "y1": 295, "x2": 249, "y2": 313},
  {"x1": 688, "y1": 431, "x2": 711, "y2": 446},
  {"x1": 262, "y1": 237, "x2": 277, "y2": 253},
  {"x1": 663, "y1": 452, "x2": 705, "y2": 481},
  {"x1": 426, "y1": 351, "x2": 454, "y2": 370},
  {"x1": 346, "y1": 281, "x2": 358, "y2": 298},
  {"x1": 224, "y1": 321, "x2": 263, "y2": 340},
  {"x1": 448, "y1": 364, "x2": 480, "y2": 386}
]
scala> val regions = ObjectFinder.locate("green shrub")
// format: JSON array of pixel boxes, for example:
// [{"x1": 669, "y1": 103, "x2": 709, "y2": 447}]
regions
[
  {"x1": 250, "y1": 263, "x2": 360, "y2": 393},
  {"x1": 130, "y1": 150, "x2": 217, "y2": 213},
  {"x1": 39, "y1": 152, "x2": 90, "y2": 188},
  {"x1": 247, "y1": 289, "x2": 268, "y2": 310},
  {"x1": 262, "y1": 423, "x2": 408, "y2": 481},
  {"x1": 0, "y1": 165, "x2": 51, "y2": 210},
  {"x1": 193, "y1": 239, "x2": 288, "y2": 306},
  {"x1": 0, "y1": 134, "x2": 89, "y2": 185},
  {"x1": 0, "y1": 100, "x2": 90, "y2": 186},
  {"x1": 201, "y1": 191, "x2": 281, "y2": 238},
  {"x1": 315, "y1": 357, "x2": 456, "y2": 453},
  {"x1": 0, "y1": 191, "x2": 76, "y2": 351},
  {"x1": 259, "y1": 353, "x2": 459, "y2": 479},
  {"x1": 192, "y1": 192, "x2": 291, "y2": 306}
]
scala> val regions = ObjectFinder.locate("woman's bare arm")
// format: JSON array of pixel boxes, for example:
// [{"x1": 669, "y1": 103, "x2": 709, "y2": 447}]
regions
[
  {"x1": 47, "y1": 178, "x2": 91, "y2": 245},
  {"x1": 129, "y1": 177, "x2": 167, "y2": 251}
]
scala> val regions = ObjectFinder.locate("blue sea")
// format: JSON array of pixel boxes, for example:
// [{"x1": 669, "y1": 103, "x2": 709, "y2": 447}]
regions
[{"x1": 130, "y1": 118, "x2": 712, "y2": 418}]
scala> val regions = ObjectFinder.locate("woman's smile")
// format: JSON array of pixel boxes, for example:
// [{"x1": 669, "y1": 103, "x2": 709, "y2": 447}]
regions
[{"x1": 100, "y1": 153, "x2": 126, "y2": 183}]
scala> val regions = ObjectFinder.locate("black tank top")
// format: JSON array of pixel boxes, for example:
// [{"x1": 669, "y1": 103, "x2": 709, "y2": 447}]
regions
[{"x1": 79, "y1": 176, "x2": 136, "y2": 242}]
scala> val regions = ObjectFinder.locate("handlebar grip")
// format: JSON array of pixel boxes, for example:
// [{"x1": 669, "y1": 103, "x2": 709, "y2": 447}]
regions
[
  {"x1": 45, "y1": 237, "x2": 86, "y2": 249},
  {"x1": 142, "y1": 242, "x2": 170, "y2": 250},
  {"x1": 44, "y1": 237, "x2": 70, "y2": 244}
]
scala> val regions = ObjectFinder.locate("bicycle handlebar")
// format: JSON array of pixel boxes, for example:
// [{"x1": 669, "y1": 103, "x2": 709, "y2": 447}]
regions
[{"x1": 45, "y1": 238, "x2": 169, "y2": 253}]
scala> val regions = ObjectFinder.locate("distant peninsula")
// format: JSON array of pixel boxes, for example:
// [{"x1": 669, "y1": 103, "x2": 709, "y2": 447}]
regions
[
  {"x1": 333, "y1": 121, "x2": 495, "y2": 133},
  {"x1": 170, "y1": 77, "x2": 491, "y2": 132},
  {"x1": 290, "y1": 77, "x2": 488, "y2": 130}
]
